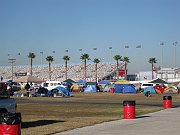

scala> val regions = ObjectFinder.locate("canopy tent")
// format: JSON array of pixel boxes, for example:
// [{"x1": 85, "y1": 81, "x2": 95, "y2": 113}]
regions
[
  {"x1": 52, "y1": 86, "x2": 72, "y2": 97},
  {"x1": 115, "y1": 80, "x2": 130, "y2": 84},
  {"x1": 149, "y1": 78, "x2": 168, "y2": 84},
  {"x1": 13, "y1": 75, "x2": 45, "y2": 83},
  {"x1": 143, "y1": 86, "x2": 157, "y2": 94},
  {"x1": 163, "y1": 86, "x2": 178, "y2": 94},
  {"x1": 114, "y1": 84, "x2": 136, "y2": 93},
  {"x1": 63, "y1": 79, "x2": 76, "y2": 83},
  {"x1": 84, "y1": 85, "x2": 97, "y2": 92}
]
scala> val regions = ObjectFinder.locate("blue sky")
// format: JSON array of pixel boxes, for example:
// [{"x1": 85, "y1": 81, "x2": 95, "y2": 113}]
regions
[{"x1": 0, "y1": 0, "x2": 179, "y2": 74}]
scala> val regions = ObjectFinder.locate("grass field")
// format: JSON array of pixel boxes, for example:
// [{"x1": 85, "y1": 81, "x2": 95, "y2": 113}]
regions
[{"x1": 15, "y1": 93, "x2": 180, "y2": 135}]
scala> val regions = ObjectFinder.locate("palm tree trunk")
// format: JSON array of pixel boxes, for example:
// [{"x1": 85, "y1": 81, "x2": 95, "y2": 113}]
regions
[
  {"x1": 49, "y1": 62, "x2": 51, "y2": 80},
  {"x1": 65, "y1": 61, "x2": 67, "y2": 80},
  {"x1": 152, "y1": 64, "x2": 154, "y2": 80},
  {"x1": 116, "y1": 60, "x2": 119, "y2": 79},
  {"x1": 30, "y1": 59, "x2": 32, "y2": 76},
  {"x1": 124, "y1": 63, "x2": 127, "y2": 80},
  {"x1": 95, "y1": 63, "x2": 97, "y2": 82},
  {"x1": 84, "y1": 60, "x2": 86, "y2": 82}
]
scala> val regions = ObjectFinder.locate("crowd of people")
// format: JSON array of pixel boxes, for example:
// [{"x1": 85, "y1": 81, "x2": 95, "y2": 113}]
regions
[{"x1": 0, "y1": 63, "x2": 117, "y2": 82}]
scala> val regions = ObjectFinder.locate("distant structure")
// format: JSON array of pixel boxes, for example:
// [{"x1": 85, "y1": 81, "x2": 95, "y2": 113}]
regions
[{"x1": 136, "y1": 67, "x2": 180, "y2": 82}]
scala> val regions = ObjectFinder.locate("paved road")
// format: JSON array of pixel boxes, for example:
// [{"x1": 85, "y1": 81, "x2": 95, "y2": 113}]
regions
[{"x1": 55, "y1": 107, "x2": 180, "y2": 135}]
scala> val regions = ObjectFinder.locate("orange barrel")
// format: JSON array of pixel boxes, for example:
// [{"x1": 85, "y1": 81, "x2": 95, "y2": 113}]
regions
[
  {"x1": 163, "y1": 96, "x2": 172, "y2": 108},
  {"x1": 123, "y1": 100, "x2": 136, "y2": 119}
]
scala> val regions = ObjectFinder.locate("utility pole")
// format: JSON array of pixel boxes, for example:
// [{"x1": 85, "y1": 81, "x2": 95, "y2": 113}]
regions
[
  {"x1": 8, "y1": 58, "x2": 16, "y2": 81},
  {"x1": 160, "y1": 42, "x2": 164, "y2": 79}
]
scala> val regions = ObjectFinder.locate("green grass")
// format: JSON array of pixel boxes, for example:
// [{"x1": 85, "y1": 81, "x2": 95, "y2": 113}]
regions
[{"x1": 14, "y1": 93, "x2": 180, "y2": 135}]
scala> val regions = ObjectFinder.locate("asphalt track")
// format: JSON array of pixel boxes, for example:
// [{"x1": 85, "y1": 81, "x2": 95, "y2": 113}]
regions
[{"x1": 55, "y1": 107, "x2": 180, "y2": 135}]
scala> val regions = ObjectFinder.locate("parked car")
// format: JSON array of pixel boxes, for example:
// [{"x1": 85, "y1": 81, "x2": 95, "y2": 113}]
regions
[{"x1": 11, "y1": 82, "x2": 21, "y2": 92}]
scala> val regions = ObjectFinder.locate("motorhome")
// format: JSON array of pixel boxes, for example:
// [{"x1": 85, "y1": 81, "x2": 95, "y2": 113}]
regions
[{"x1": 42, "y1": 81, "x2": 64, "y2": 91}]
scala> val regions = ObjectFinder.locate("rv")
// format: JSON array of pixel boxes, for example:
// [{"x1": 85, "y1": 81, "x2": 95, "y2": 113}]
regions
[{"x1": 42, "y1": 81, "x2": 64, "y2": 91}]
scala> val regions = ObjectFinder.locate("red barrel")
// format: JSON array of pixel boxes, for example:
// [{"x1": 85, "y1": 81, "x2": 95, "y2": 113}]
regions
[
  {"x1": 163, "y1": 96, "x2": 172, "y2": 108},
  {"x1": 123, "y1": 101, "x2": 136, "y2": 119},
  {"x1": 110, "y1": 88, "x2": 114, "y2": 93},
  {"x1": 0, "y1": 124, "x2": 21, "y2": 135},
  {"x1": 0, "y1": 112, "x2": 21, "y2": 135}
]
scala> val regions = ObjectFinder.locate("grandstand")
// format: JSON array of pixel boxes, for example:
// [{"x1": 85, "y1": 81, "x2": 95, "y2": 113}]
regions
[{"x1": 0, "y1": 63, "x2": 117, "y2": 82}]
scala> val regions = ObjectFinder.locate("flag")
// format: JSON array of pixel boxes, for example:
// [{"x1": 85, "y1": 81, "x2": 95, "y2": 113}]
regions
[
  {"x1": 65, "y1": 50, "x2": 68, "y2": 52},
  {"x1": 136, "y1": 45, "x2": 141, "y2": 48},
  {"x1": 109, "y1": 47, "x2": 112, "y2": 49},
  {"x1": 93, "y1": 48, "x2": 97, "y2": 50},
  {"x1": 125, "y1": 45, "x2": 129, "y2": 48},
  {"x1": 18, "y1": 53, "x2": 20, "y2": 55},
  {"x1": 79, "y1": 49, "x2": 82, "y2": 51}
]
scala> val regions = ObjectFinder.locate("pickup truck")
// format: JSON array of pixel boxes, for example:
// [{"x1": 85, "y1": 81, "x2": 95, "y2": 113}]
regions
[
  {"x1": 0, "y1": 82, "x2": 17, "y2": 113},
  {"x1": 0, "y1": 98, "x2": 17, "y2": 113}
]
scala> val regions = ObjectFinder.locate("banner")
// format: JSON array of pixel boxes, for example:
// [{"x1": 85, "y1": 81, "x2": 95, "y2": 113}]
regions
[{"x1": 118, "y1": 70, "x2": 127, "y2": 76}]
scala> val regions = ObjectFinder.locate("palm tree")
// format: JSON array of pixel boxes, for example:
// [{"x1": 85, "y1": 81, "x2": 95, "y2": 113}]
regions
[
  {"x1": 46, "y1": 56, "x2": 54, "y2": 80},
  {"x1": 93, "y1": 58, "x2": 100, "y2": 82},
  {"x1": 113, "y1": 55, "x2": 122, "y2": 79},
  {"x1": 63, "y1": 55, "x2": 70, "y2": 80},
  {"x1": 123, "y1": 57, "x2": 130, "y2": 80},
  {"x1": 148, "y1": 57, "x2": 157, "y2": 80},
  {"x1": 28, "y1": 52, "x2": 36, "y2": 76},
  {"x1": 80, "y1": 53, "x2": 90, "y2": 82}
]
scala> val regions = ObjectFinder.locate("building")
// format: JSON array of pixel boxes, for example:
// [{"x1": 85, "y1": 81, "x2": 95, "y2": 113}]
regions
[{"x1": 136, "y1": 67, "x2": 180, "y2": 83}]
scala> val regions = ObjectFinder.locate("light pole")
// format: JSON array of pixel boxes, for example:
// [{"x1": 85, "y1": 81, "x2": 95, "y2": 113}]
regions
[
  {"x1": 160, "y1": 42, "x2": 164, "y2": 79},
  {"x1": 173, "y1": 42, "x2": 178, "y2": 78},
  {"x1": 40, "y1": 52, "x2": 43, "y2": 65},
  {"x1": 79, "y1": 49, "x2": 82, "y2": 55},
  {"x1": 65, "y1": 50, "x2": 68, "y2": 53},
  {"x1": 79, "y1": 49, "x2": 83, "y2": 79},
  {"x1": 173, "y1": 42, "x2": 177, "y2": 69},
  {"x1": 8, "y1": 58, "x2": 16, "y2": 81},
  {"x1": 93, "y1": 48, "x2": 97, "y2": 60},
  {"x1": 108, "y1": 47, "x2": 112, "y2": 64}
]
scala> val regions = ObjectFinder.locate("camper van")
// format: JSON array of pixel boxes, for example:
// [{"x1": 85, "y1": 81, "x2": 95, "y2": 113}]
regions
[{"x1": 42, "y1": 81, "x2": 63, "y2": 91}]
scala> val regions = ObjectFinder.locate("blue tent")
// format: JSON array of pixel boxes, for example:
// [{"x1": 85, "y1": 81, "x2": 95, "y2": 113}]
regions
[
  {"x1": 77, "y1": 79, "x2": 86, "y2": 86},
  {"x1": 114, "y1": 84, "x2": 136, "y2": 93},
  {"x1": 84, "y1": 85, "x2": 97, "y2": 92},
  {"x1": 52, "y1": 86, "x2": 72, "y2": 97},
  {"x1": 143, "y1": 86, "x2": 156, "y2": 94},
  {"x1": 98, "y1": 80, "x2": 111, "y2": 85}
]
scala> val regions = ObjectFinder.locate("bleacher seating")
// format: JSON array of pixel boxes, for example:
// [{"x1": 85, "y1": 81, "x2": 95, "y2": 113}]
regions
[{"x1": 0, "y1": 63, "x2": 117, "y2": 82}]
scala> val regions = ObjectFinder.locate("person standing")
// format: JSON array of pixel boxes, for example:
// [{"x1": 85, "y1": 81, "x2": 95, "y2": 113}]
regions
[{"x1": 25, "y1": 82, "x2": 30, "y2": 97}]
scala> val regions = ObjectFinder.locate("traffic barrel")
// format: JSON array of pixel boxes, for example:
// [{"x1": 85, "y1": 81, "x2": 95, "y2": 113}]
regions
[
  {"x1": 123, "y1": 100, "x2": 136, "y2": 119},
  {"x1": 163, "y1": 96, "x2": 172, "y2": 108}
]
